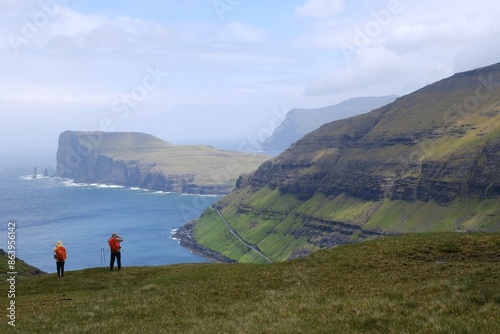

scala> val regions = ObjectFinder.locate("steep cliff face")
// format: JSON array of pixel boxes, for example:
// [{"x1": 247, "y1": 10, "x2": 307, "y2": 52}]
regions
[
  {"x1": 190, "y1": 62, "x2": 500, "y2": 262},
  {"x1": 56, "y1": 131, "x2": 270, "y2": 195},
  {"x1": 251, "y1": 65, "x2": 500, "y2": 203}
]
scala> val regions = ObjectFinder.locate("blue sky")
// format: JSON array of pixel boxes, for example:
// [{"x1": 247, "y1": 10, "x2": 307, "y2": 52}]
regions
[{"x1": 1, "y1": 0, "x2": 500, "y2": 156}]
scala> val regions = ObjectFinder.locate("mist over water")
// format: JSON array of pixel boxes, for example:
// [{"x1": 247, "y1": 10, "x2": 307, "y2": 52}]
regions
[{"x1": 0, "y1": 165, "x2": 220, "y2": 273}]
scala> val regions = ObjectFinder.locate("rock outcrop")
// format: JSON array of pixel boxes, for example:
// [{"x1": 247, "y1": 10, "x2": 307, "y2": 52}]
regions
[{"x1": 55, "y1": 131, "x2": 270, "y2": 195}]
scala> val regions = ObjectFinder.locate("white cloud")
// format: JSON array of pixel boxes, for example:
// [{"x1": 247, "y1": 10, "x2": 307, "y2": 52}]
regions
[
  {"x1": 179, "y1": 21, "x2": 267, "y2": 44},
  {"x1": 295, "y1": 0, "x2": 344, "y2": 19},
  {"x1": 300, "y1": 0, "x2": 500, "y2": 98},
  {"x1": 304, "y1": 47, "x2": 412, "y2": 96},
  {"x1": 386, "y1": 16, "x2": 492, "y2": 54},
  {"x1": 0, "y1": 5, "x2": 182, "y2": 54}
]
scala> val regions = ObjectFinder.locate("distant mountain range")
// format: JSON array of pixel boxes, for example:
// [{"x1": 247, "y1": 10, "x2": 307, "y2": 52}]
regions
[
  {"x1": 185, "y1": 62, "x2": 500, "y2": 263},
  {"x1": 262, "y1": 95, "x2": 398, "y2": 152},
  {"x1": 55, "y1": 131, "x2": 270, "y2": 195}
]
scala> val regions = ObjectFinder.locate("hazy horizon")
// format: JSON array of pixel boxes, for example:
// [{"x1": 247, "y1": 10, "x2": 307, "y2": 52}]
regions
[
  {"x1": 2, "y1": 0, "x2": 500, "y2": 155},
  {"x1": 0, "y1": 136, "x2": 268, "y2": 171}
]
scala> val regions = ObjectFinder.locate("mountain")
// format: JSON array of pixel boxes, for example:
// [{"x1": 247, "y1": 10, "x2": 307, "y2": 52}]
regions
[
  {"x1": 184, "y1": 62, "x2": 500, "y2": 262},
  {"x1": 55, "y1": 131, "x2": 270, "y2": 195},
  {"x1": 261, "y1": 95, "x2": 398, "y2": 152}
]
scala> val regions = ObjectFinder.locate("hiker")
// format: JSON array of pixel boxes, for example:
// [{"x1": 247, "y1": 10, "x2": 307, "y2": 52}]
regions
[
  {"x1": 53, "y1": 240, "x2": 67, "y2": 277},
  {"x1": 108, "y1": 232, "x2": 123, "y2": 270}
]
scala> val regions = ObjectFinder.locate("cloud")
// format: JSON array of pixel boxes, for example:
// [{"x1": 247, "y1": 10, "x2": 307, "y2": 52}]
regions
[
  {"x1": 304, "y1": 47, "x2": 411, "y2": 96},
  {"x1": 3, "y1": 0, "x2": 500, "y2": 153},
  {"x1": 180, "y1": 22, "x2": 267, "y2": 44},
  {"x1": 386, "y1": 16, "x2": 492, "y2": 54},
  {"x1": 0, "y1": 4, "x2": 182, "y2": 54},
  {"x1": 0, "y1": 3, "x2": 307, "y2": 150},
  {"x1": 295, "y1": 0, "x2": 344, "y2": 19},
  {"x1": 300, "y1": 0, "x2": 500, "y2": 97},
  {"x1": 9, "y1": 8, "x2": 265, "y2": 55},
  {"x1": 453, "y1": 36, "x2": 500, "y2": 72}
]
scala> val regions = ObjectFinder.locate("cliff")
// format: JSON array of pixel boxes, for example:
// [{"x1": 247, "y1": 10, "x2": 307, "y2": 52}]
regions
[
  {"x1": 261, "y1": 95, "x2": 397, "y2": 152},
  {"x1": 188, "y1": 62, "x2": 500, "y2": 262},
  {"x1": 55, "y1": 131, "x2": 270, "y2": 195}
]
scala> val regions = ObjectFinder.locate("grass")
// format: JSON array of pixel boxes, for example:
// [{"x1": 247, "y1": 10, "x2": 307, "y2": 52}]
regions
[
  {"x1": 193, "y1": 210, "x2": 250, "y2": 261},
  {"x1": 199, "y1": 188, "x2": 500, "y2": 262},
  {"x1": 257, "y1": 233, "x2": 314, "y2": 260},
  {"x1": 102, "y1": 144, "x2": 271, "y2": 185},
  {"x1": 296, "y1": 193, "x2": 376, "y2": 223},
  {"x1": 2, "y1": 233, "x2": 500, "y2": 333}
]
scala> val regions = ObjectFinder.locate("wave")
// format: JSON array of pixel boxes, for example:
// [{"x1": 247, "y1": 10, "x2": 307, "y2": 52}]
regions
[
  {"x1": 46, "y1": 177, "x2": 217, "y2": 196},
  {"x1": 140, "y1": 189, "x2": 172, "y2": 195},
  {"x1": 19, "y1": 174, "x2": 50, "y2": 181},
  {"x1": 180, "y1": 193, "x2": 220, "y2": 198},
  {"x1": 57, "y1": 179, "x2": 124, "y2": 189},
  {"x1": 58, "y1": 180, "x2": 170, "y2": 193},
  {"x1": 92, "y1": 183, "x2": 124, "y2": 189},
  {"x1": 170, "y1": 229, "x2": 180, "y2": 243},
  {"x1": 153, "y1": 190, "x2": 170, "y2": 195},
  {"x1": 59, "y1": 179, "x2": 85, "y2": 187}
]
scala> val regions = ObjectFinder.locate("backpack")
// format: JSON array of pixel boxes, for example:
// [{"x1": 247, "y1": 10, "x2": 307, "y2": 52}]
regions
[
  {"x1": 108, "y1": 237, "x2": 120, "y2": 253},
  {"x1": 55, "y1": 246, "x2": 67, "y2": 262}
]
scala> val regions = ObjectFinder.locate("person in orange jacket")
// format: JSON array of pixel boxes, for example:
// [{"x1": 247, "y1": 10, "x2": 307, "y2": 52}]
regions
[
  {"x1": 108, "y1": 232, "x2": 123, "y2": 270},
  {"x1": 53, "y1": 240, "x2": 67, "y2": 277}
]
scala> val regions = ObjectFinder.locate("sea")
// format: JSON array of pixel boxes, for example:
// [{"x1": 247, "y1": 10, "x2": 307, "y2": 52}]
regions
[{"x1": 0, "y1": 164, "x2": 221, "y2": 274}]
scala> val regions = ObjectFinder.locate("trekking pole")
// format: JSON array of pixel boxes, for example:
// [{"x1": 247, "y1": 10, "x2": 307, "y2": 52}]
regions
[{"x1": 101, "y1": 248, "x2": 107, "y2": 269}]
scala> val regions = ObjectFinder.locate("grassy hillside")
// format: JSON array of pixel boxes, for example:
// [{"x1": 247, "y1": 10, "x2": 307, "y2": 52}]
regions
[
  {"x1": 2, "y1": 233, "x2": 500, "y2": 333},
  {"x1": 194, "y1": 187, "x2": 500, "y2": 262},
  {"x1": 189, "y1": 62, "x2": 500, "y2": 261},
  {"x1": 101, "y1": 144, "x2": 266, "y2": 186}
]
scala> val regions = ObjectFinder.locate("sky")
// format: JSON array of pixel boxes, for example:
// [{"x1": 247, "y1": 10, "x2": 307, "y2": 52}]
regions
[{"x1": 1, "y1": 0, "x2": 500, "y2": 158}]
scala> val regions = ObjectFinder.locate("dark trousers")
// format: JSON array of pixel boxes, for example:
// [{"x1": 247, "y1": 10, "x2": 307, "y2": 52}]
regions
[
  {"x1": 110, "y1": 251, "x2": 121, "y2": 270},
  {"x1": 56, "y1": 261, "x2": 65, "y2": 277}
]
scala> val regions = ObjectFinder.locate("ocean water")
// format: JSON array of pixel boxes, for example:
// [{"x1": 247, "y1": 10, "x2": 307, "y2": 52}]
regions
[{"x1": 0, "y1": 166, "x2": 221, "y2": 273}]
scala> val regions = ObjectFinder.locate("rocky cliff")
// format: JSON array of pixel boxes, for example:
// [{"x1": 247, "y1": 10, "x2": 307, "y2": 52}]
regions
[
  {"x1": 55, "y1": 131, "x2": 270, "y2": 195},
  {"x1": 188, "y1": 62, "x2": 500, "y2": 262}
]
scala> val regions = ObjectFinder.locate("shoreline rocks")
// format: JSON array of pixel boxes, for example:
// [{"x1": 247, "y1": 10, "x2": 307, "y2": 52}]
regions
[{"x1": 172, "y1": 221, "x2": 234, "y2": 263}]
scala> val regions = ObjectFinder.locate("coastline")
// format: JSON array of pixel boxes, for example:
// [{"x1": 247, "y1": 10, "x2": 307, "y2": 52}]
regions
[{"x1": 172, "y1": 221, "x2": 235, "y2": 264}]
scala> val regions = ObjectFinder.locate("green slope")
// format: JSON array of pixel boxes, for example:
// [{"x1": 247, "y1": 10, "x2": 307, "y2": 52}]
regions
[
  {"x1": 189, "y1": 62, "x2": 500, "y2": 262},
  {"x1": 195, "y1": 192, "x2": 500, "y2": 262},
  {"x1": 2, "y1": 233, "x2": 499, "y2": 333}
]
